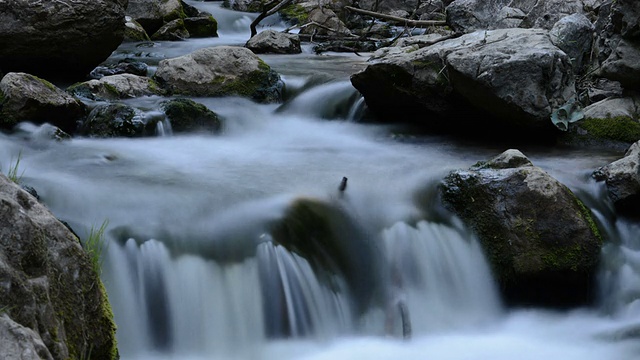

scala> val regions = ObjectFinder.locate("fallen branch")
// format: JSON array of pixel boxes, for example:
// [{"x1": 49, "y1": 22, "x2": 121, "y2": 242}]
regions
[
  {"x1": 344, "y1": 6, "x2": 447, "y2": 28},
  {"x1": 250, "y1": 0, "x2": 296, "y2": 37}
]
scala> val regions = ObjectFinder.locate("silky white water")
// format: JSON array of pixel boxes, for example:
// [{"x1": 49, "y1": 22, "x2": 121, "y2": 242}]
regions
[{"x1": 1, "y1": 1, "x2": 639, "y2": 359}]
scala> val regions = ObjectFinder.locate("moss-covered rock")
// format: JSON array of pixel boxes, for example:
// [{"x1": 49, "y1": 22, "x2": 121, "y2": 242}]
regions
[
  {"x1": 0, "y1": 174, "x2": 118, "y2": 359},
  {"x1": 269, "y1": 198, "x2": 383, "y2": 313},
  {"x1": 560, "y1": 116, "x2": 640, "y2": 151},
  {"x1": 79, "y1": 103, "x2": 157, "y2": 138},
  {"x1": 439, "y1": 149, "x2": 603, "y2": 308},
  {"x1": 154, "y1": 46, "x2": 284, "y2": 103},
  {"x1": 161, "y1": 98, "x2": 221, "y2": 134}
]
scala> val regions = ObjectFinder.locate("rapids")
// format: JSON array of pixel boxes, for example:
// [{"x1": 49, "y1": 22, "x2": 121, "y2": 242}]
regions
[{"x1": 1, "y1": 1, "x2": 639, "y2": 359}]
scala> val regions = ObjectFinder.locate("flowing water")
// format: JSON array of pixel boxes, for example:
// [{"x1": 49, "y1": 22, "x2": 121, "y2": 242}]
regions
[{"x1": 1, "y1": 1, "x2": 640, "y2": 359}]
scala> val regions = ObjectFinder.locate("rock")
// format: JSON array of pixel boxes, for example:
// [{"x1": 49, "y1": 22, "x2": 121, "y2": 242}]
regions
[
  {"x1": 299, "y1": 8, "x2": 352, "y2": 36},
  {"x1": 124, "y1": 15, "x2": 151, "y2": 42},
  {"x1": 160, "y1": 98, "x2": 221, "y2": 134},
  {"x1": 79, "y1": 103, "x2": 156, "y2": 138},
  {"x1": 153, "y1": 46, "x2": 284, "y2": 103},
  {"x1": 0, "y1": 174, "x2": 118, "y2": 359},
  {"x1": 90, "y1": 60, "x2": 149, "y2": 80},
  {"x1": 269, "y1": 197, "x2": 382, "y2": 314},
  {"x1": 127, "y1": 0, "x2": 184, "y2": 36},
  {"x1": 184, "y1": 16, "x2": 219, "y2": 38},
  {"x1": 549, "y1": 13, "x2": 594, "y2": 74},
  {"x1": 246, "y1": 30, "x2": 302, "y2": 54},
  {"x1": 0, "y1": 0, "x2": 128, "y2": 80},
  {"x1": 439, "y1": 149, "x2": 603, "y2": 307},
  {"x1": 599, "y1": 39, "x2": 640, "y2": 88},
  {"x1": 593, "y1": 141, "x2": 640, "y2": 217},
  {"x1": 351, "y1": 28, "x2": 575, "y2": 139},
  {"x1": 0, "y1": 72, "x2": 86, "y2": 133},
  {"x1": 151, "y1": 18, "x2": 190, "y2": 41},
  {"x1": 446, "y1": 0, "x2": 602, "y2": 34},
  {"x1": 67, "y1": 74, "x2": 164, "y2": 101},
  {"x1": 0, "y1": 314, "x2": 53, "y2": 360}
]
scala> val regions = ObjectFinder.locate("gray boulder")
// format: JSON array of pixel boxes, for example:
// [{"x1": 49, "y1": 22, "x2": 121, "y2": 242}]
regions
[
  {"x1": 0, "y1": 0, "x2": 128, "y2": 80},
  {"x1": 351, "y1": 28, "x2": 576, "y2": 138},
  {"x1": 0, "y1": 72, "x2": 86, "y2": 133},
  {"x1": 439, "y1": 149, "x2": 603, "y2": 307},
  {"x1": 593, "y1": 141, "x2": 640, "y2": 216},
  {"x1": 246, "y1": 30, "x2": 302, "y2": 54},
  {"x1": 549, "y1": 13, "x2": 594, "y2": 74},
  {"x1": 0, "y1": 174, "x2": 118, "y2": 359},
  {"x1": 153, "y1": 46, "x2": 284, "y2": 103}
]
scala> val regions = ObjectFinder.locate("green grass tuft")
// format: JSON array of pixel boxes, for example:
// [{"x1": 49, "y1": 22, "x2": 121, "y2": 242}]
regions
[{"x1": 85, "y1": 219, "x2": 110, "y2": 276}]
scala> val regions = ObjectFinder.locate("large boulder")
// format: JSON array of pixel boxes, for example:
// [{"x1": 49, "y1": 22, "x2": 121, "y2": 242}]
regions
[
  {"x1": 439, "y1": 149, "x2": 603, "y2": 307},
  {"x1": 153, "y1": 46, "x2": 284, "y2": 103},
  {"x1": 593, "y1": 141, "x2": 640, "y2": 217},
  {"x1": 0, "y1": 0, "x2": 128, "y2": 80},
  {"x1": 0, "y1": 173, "x2": 118, "y2": 359},
  {"x1": 351, "y1": 28, "x2": 576, "y2": 139},
  {"x1": 0, "y1": 72, "x2": 86, "y2": 133}
]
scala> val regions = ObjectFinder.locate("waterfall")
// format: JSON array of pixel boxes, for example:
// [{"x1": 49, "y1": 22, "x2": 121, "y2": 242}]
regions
[{"x1": 379, "y1": 221, "x2": 502, "y2": 336}]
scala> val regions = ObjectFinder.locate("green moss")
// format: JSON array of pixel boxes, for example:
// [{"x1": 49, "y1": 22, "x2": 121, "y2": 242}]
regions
[
  {"x1": 541, "y1": 243, "x2": 584, "y2": 271},
  {"x1": 102, "y1": 82, "x2": 121, "y2": 98},
  {"x1": 31, "y1": 74, "x2": 57, "y2": 92},
  {"x1": 579, "y1": 116, "x2": 640, "y2": 143},
  {"x1": 279, "y1": 4, "x2": 309, "y2": 25},
  {"x1": 572, "y1": 191, "x2": 603, "y2": 244}
]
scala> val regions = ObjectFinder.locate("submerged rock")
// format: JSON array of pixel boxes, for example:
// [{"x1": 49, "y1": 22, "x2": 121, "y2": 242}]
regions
[
  {"x1": 0, "y1": 174, "x2": 118, "y2": 359},
  {"x1": 439, "y1": 149, "x2": 603, "y2": 308}
]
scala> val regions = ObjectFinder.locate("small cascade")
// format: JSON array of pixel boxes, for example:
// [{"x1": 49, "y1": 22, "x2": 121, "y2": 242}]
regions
[
  {"x1": 257, "y1": 240, "x2": 354, "y2": 339},
  {"x1": 104, "y1": 238, "x2": 265, "y2": 357},
  {"x1": 277, "y1": 80, "x2": 363, "y2": 120},
  {"x1": 598, "y1": 218, "x2": 640, "y2": 319},
  {"x1": 378, "y1": 220, "x2": 503, "y2": 336}
]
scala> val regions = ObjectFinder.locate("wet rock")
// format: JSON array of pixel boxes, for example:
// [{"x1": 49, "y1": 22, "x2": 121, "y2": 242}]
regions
[
  {"x1": 439, "y1": 149, "x2": 603, "y2": 308},
  {"x1": 593, "y1": 141, "x2": 640, "y2": 217},
  {"x1": 160, "y1": 98, "x2": 221, "y2": 134},
  {"x1": 79, "y1": 103, "x2": 155, "y2": 138}
]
